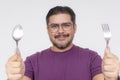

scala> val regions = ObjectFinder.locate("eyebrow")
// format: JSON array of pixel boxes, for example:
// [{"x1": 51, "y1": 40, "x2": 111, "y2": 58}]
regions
[{"x1": 49, "y1": 22, "x2": 72, "y2": 25}]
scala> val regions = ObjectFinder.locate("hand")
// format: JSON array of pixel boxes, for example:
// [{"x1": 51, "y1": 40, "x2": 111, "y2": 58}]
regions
[
  {"x1": 102, "y1": 48, "x2": 120, "y2": 80},
  {"x1": 6, "y1": 51, "x2": 25, "y2": 80}
]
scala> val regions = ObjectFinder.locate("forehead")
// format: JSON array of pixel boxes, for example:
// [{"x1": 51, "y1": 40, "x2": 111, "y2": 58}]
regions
[{"x1": 48, "y1": 13, "x2": 72, "y2": 24}]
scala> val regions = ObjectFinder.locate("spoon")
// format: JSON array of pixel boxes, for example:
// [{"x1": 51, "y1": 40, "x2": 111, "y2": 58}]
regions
[{"x1": 12, "y1": 24, "x2": 24, "y2": 54}]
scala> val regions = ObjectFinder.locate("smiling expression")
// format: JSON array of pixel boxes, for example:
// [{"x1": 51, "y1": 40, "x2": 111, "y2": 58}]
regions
[{"x1": 47, "y1": 13, "x2": 76, "y2": 50}]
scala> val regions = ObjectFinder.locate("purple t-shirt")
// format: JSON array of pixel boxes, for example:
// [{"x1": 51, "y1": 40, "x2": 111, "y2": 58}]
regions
[{"x1": 24, "y1": 45, "x2": 102, "y2": 80}]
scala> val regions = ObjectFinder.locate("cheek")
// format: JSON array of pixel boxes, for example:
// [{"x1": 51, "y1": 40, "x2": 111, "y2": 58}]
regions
[
  {"x1": 69, "y1": 33, "x2": 74, "y2": 40},
  {"x1": 68, "y1": 30, "x2": 75, "y2": 37},
  {"x1": 48, "y1": 32, "x2": 55, "y2": 39}
]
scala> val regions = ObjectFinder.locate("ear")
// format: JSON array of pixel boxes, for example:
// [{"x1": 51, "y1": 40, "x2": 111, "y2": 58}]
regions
[
  {"x1": 46, "y1": 26, "x2": 49, "y2": 34},
  {"x1": 46, "y1": 26, "x2": 49, "y2": 32},
  {"x1": 73, "y1": 24, "x2": 77, "y2": 33}
]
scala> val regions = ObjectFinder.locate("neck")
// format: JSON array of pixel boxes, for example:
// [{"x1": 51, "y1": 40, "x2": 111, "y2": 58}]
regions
[{"x1": 51, "y1": 43, "x2": 73, "y2": 52}]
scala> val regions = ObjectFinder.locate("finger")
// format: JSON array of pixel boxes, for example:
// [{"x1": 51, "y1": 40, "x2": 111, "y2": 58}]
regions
[
  {"x1": 103, "y1": 55, "x2": 119, "y2": 65},
  {"x1": 8, "y1": 62, "x2": 21, "y2": 68},
  {"x1": 8, "y1": 74, "x2": 23, "y2": 80},
  {"x1": 7, "y1": 64, "x2": 25, "y2": 74},
  {"x1": 104, "y1": 48, "x2": 111, "y2": 57},
  {"x1": 16, "y1": 53, "x2": 23, "y2": 61},
  {"x1": 103, "y1": 65, "x2": 117, "y2": 72},
  {"x1": 104, "y1": 48, "x2": 117, "y2": 59},
  {"x1": 103, "y1": 57, "x2": 118, "y2": 65},
  {"x1": 15, "y1": 49, "x2": 23, "y2": 61},
  {"x1": 8, "y1": 54, "x2": 23, "y2": 62},
  {"x1": 6, "y1": 59, "x2": 25, "y2": 68},
  {"x1": 103, "y1": 71, "x2": 118, "y2": 79},
  {"x1": 8, "y1": 67, "x2": 21, "y2": 74},
  {"x1": 8, "y1": 54, "x2": 18, "y2": 62}
]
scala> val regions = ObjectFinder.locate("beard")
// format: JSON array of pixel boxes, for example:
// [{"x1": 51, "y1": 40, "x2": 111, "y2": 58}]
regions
[{"x1": 50, "y1": 33, "x2": 74, "y2": 49}]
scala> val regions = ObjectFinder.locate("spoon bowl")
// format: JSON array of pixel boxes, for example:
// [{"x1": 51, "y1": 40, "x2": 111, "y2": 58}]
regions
[{"x1": 12, "y1": 24, "x2": 23, "y2": 54}]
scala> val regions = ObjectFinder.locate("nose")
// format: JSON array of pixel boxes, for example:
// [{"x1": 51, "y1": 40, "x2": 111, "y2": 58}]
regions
[{"x1": 58, "y1": 26, "x2": 64, "y2": 33}]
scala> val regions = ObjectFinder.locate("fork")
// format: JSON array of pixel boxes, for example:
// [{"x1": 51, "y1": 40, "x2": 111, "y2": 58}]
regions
[{"x1": 101, "y1": 24, "x2": 112, "y2": 50}]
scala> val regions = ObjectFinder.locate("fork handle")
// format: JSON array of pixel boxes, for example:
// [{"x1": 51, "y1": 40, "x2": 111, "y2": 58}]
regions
[{"x1": 106, "y1": 39, "x2": 110, "y2": 51}]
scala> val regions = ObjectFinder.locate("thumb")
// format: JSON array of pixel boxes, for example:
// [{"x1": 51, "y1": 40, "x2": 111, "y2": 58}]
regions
[
  {"x1": 8, "y1": 53, "x2": 18, "y2": 61},
  {"x1": 8, "y1": 50, "x2": 22, "y2": 62},
  {"x1": 104, "y1": 47, "x2": 112, "y2": 58},
  {"x1": 16, "y1": 49, "x2": 22, "y2": 61}
]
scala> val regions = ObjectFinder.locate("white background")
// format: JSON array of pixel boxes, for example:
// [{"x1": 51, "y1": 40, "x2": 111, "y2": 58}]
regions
[{"x1": 0, "y1": 0, "x2": 120, "y2": 79}]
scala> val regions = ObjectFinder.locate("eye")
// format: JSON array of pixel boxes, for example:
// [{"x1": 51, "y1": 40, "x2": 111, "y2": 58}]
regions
[
  {"x1": 62, "y1": 23, "x2": 72, "y2": 27},
  {"x1": 50, "y1": 24, "x2": 58, "y2": 29}
]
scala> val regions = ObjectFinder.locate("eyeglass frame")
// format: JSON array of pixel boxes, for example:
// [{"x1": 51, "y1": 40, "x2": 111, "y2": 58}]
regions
[{"x1": 47, "y1": 22, "x2": 74, "y2": 33}]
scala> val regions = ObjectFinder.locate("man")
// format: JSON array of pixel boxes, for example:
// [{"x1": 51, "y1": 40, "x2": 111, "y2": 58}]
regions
[{"x1": 6, "y1": 6, "x2": 120, "y2": 80}]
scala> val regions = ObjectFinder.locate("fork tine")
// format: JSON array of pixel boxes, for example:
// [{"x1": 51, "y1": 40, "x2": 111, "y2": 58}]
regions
[
  {"x1": 102, "y1": 24, "x2": 110, "y2": 32},
  {"x1": 102, "y1": 24, "x2": 112, "y2": 38},
  {"x1": 101, "y1": 23, "x2": 111, "y2": 50}
]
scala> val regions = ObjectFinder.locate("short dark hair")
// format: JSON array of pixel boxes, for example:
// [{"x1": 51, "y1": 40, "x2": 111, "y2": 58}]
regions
[{"x1": 46, "y1": 6, "x2": 76, "y2": 25}]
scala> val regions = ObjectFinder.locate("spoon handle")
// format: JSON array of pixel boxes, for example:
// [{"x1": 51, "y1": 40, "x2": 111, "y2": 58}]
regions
[{"x1": 16, "y1": 41, "x2": 19, "y2": 54}]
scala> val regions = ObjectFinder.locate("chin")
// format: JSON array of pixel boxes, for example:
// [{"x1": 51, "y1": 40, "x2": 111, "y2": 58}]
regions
[
  {"x1": 56, "y1": 45, "x2": 68, "y2": 49},
  {"x1": 56, "y1": 41, "x2": 67, "y2": 46},
  {"x1": 53, "y1": 41, "x2": 72, "y2": 50}
]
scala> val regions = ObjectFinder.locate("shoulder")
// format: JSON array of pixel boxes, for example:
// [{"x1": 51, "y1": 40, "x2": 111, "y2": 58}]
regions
[
  {"x1": 74, "y1": 45, "x2": 101, "y2": 59},
  {"x1": 25, "y1": 48, "x2": 50, "y2": 62}
]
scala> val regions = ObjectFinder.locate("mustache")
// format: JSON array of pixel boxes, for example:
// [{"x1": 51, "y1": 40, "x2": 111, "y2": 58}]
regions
[{"x1": 54, "y1": 34, "x2": 69, "y2": 38}]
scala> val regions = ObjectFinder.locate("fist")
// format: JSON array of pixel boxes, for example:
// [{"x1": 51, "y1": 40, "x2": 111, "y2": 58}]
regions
[
  {"x1": 6, "y1": 51, "x2": 25, "y2": 80},
  {"x1": 102, "y1": 48, "x2": 120, "y2": 80}
]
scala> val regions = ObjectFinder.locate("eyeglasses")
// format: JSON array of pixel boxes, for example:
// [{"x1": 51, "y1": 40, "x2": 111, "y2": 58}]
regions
[{"x1": 48, "y1": 22, "x2": 73, "y2": 32}]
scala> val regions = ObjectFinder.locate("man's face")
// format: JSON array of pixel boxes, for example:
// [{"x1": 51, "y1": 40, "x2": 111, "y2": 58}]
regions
[{"x1": 47, "y1": 13, "x2": 76, "y2": 49}]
